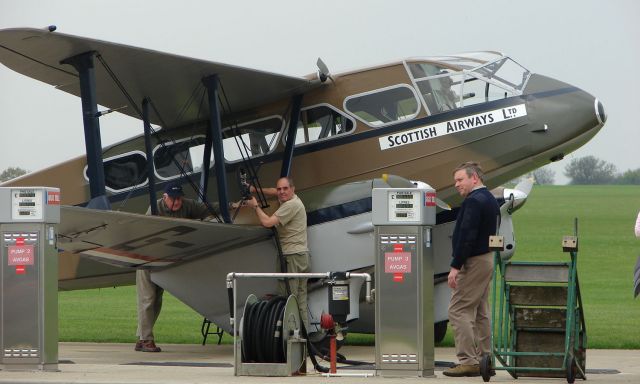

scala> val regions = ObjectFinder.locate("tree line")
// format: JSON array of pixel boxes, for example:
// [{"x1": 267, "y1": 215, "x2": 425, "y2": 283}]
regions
[
  {"x1": 520, "y1": 156, "x2": 638, "y2": 185},
  {"x1": 564, "y1": 156, "x2": 639, "y2": 185}
]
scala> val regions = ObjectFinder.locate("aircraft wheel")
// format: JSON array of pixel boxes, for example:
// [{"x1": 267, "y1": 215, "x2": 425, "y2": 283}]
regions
[
  {"x1": 480, "y1": 354, "x2": 492, "y2": 382},
  {"x1": 434, "y1": 321, "x2": 448, "y2": 343}
]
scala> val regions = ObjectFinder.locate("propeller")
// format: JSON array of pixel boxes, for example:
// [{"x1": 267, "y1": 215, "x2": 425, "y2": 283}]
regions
[
  {"x1": 501, "y1": 177, "x2": 533, "y2": 214},
  {"x1": 316, "y1": 58, "x2": 333, "y2": 83},
  {"x1": 494, "y1": 177, "x2": 534, "y2": 261}
]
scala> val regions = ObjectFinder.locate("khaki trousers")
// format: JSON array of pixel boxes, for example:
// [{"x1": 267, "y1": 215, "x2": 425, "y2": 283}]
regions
[
  {"x1": 136, "y1": 269, "x2": 164, "y2": 341},
  {"x1": 448, "y1": 252, "x2": 494, "y2": 365},
  {"x1": 278, "y1": 251, "x2": 311, "y2": 329}
]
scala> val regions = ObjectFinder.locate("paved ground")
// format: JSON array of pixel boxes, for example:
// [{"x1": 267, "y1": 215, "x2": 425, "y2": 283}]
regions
[{"x1": 0, "y1": 343, "x2": 638, "y2": 383}]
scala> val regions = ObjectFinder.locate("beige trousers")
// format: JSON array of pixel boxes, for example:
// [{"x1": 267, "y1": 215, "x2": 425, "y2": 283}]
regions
[
  {"x1": 278, "y1": 251, "x2": 311, "y2": 329},
  {"x1": 136, "y1": 269, "x2": 164, "y2": 341},
  {"x1": 448, "y1": 252, "x2": 494, "y2": 365}
]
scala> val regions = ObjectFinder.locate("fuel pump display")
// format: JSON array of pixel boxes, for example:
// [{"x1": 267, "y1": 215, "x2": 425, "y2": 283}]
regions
[{"x1": 0, "y1": 187, "x2": 60, "y2": 371}]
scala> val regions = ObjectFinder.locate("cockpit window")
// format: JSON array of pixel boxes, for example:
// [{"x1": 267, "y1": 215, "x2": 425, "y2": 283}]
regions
[
  {"x1": 288, "y1": 104, "x2": 355, "y2": 145},
  {"x1": 344, "y1": 85, "x2": 420, "y2": 127},
  {"x1": 153, "y1": 136, "x2": 208, "y2": 180},
  {"x1": 89, "y1": 151, "x2": 148, "y2": 192},
  {"x1": 406, "y1": 55, "x2": 530, "y2": 114},
  {"x1": 222, "y1": 116, "x2": 283, "y2": 162},
  {"x1": 471, "y1": 57, "x2": 530, "y2": 91}
]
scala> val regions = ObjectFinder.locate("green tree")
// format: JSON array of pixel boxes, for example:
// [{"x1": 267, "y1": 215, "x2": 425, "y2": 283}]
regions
[
  {"x1": 532, "y1": 166, "x2": 555, "y2": 185},
  {"x1": 615, "y1": 168, "x2": 640, "y2": 185},
  {"x1": 564, "y1": 156, "x2": 617, "y2": 185},
  {"x1": 0, "y1": 167, "x2": 28, "y2": 182}
]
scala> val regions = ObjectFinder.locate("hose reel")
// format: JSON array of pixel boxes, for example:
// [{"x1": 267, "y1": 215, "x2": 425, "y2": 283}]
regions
[{"x1": 238, "y1": 294, "x2": 306, "y2": 373}]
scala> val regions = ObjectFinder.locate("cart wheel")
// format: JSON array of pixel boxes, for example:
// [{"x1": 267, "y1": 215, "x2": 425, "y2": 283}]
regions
[
  {"x1": 480, "y1": 354, "x2": 492, "y2": 382},
  {"x1": 566, "y1": 356, "x2": 576, "y2": 384}
]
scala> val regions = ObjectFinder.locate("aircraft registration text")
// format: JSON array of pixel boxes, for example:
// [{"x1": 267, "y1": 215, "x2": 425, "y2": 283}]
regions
[{"x1": 379, "y1": 104, "x2": 527, "y2": 150}]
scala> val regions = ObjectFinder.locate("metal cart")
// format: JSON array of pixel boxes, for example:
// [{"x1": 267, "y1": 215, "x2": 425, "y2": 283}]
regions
[{"x1": 481, "y1": 219, "x2": 587, "y2": 383}]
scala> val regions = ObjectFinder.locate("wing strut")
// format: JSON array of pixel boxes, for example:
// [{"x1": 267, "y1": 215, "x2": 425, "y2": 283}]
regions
[
  {"x1": 200, "y1": 110, "x2": 214, "y2": 204},
  {"x1": 203, "y1": 75, "x2": 231, "y2": 223},
  {"x1": 60, "y1": 51, "x2": 110, "y2": 210},
  {"x1": 142, "y1": 98, "x2": 158, "y2": 215},
  {"x1": 280, "y1": 94, "x2": 303, "y2": 177}
]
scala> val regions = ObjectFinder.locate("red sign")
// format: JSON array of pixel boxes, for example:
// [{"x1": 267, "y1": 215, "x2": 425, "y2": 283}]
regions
[
  {"x1": 425, "y1": 191, "x2": 436, "y2": 207},
  {"x1": 8, "y1": 245, "x2": 35, "y2": 266},
  {"x1": 47, "y1": 191, "x2": 61, "y2": 205},
  {"x1": 15, "y1": 265, "x2": 26, "y2": 275},
  {"x1": 393, "y1": 273, "x2": 404, "y2": 282},
  {"x1": 384, "y1": 251, "x2": 411, "y2": 274}
]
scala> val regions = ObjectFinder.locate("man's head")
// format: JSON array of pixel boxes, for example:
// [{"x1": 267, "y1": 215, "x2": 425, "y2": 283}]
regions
[
  {"x1": 163, "y1": 181, "x2": 184, "y2": 211},
  {"x1": 453, "y1": 161, "x2": 485, "y2": 198},
  {"x1": 276, "y1": 177, "x2": 295, "y2": 203}
]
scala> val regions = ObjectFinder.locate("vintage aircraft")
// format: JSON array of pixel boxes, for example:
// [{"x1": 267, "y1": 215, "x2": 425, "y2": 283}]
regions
[{"x1": 0, "y1": 27, "x2": 606, "y2": 344}]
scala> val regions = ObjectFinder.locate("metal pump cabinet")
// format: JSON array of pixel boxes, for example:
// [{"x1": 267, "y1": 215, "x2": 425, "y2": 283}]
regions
[
  {"x1": 0, "y1": 187, "x2": 60, "y2": 371},
  {"x1": 372, "y1": 186, "x2": 436, "y2": 377}
]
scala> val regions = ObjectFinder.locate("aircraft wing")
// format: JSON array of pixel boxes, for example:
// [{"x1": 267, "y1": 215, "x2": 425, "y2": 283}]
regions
[
  {"x1": 57, "y1": 205, "x2": 277, "y2": 290},
  {"x1": 0, "y1": 28, "x2": 319, "y2": 128}
]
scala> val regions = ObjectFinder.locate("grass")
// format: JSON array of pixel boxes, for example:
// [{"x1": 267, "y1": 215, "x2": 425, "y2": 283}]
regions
[{"x1": 59, "y1": 185, "x2": 640, "y2": 349}]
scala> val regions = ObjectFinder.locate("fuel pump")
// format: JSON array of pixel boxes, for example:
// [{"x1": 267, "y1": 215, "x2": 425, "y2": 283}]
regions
[
  {"x1": 372, "y1": 186, "x2": 436, "y2": 377},
  {"x1": 0, "y1": 187, "x2": 60, "y2": 371}
]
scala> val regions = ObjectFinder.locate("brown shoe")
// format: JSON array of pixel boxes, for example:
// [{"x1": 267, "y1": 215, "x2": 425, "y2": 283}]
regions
[
  {"x1": 443, "y1": 364, "x2": 480, "y2": 377},
  {"x1": 134, "y1": 340, "x2": 144, "y2": 351},
  {"x1": 138, "y1": 340, "x2": 161, "y2": 352}
]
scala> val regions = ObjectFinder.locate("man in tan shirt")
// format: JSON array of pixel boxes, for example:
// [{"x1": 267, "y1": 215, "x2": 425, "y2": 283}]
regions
[{"x1": 247, "y1": 177, "x2": 310, "y2": 328}]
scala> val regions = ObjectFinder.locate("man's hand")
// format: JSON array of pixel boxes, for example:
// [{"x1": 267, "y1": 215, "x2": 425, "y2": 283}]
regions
[
  {"x1": 247, "y1": 196, "x2": 259, "y2": 209},
  {"x1": 448, "y1": 267, "x2": 460, "y2": 289}
]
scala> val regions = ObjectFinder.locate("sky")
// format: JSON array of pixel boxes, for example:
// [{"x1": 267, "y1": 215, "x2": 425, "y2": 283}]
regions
[{"x1": 0, "y1": 0, "x2": 638, "y2": 184}]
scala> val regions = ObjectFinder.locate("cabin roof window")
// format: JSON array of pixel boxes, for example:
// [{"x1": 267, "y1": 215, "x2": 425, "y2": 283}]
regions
[
  {"x1": 222, "y1": 116, "x2": 283, "y2": 162},
  {"x1": 406, "y1": 55, "x2": 530, "y2": 114},
  {"x1": 344, "y1": 84, "x2": 420, "y2": 127},
  {"x1": 153, "y1": 136, "x2": 208, "y2": 180},
  {"x1": 84, "y1": 151, "x2": 148, "y2": 193},
  {"x1": 287, "y1": 104, "x2": 355, "y2": 146}
]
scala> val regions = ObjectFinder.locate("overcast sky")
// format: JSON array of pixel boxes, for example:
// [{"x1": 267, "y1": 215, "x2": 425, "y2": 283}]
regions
[{"x1": 1, "y1": 0, "x2": 638, "y2": 184}]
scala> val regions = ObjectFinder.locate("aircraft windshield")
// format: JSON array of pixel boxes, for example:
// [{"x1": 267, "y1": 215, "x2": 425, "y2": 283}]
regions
[
  {"x1": 222, "y1": 116, "x2": 283, "y2": 162},
  {"x1": 406, "y1": 53, "x2": 530, "y2": 114}
]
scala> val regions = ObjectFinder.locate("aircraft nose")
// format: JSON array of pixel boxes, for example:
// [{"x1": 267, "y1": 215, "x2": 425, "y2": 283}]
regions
[
  {"x1": 595, "y1": 98, "x2": 607, "y2": 125},
  {"x1": 522, "y1": 74, "x2": 606, "y2": 162}
]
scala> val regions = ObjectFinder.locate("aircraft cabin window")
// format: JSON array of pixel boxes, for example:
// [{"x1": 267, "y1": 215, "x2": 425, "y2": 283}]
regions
[
  {"x1": 86, "y1": 151, "x2": 148, "y2": 192},
  {"x1": 344, "y1": 85, "x2": 420, "y2": 127},
  {"x1": 290, "y1": 104, "x2": 355, "y2": 145},
  {"x1": 153, "y1": 136, "x2": 209, "y2": 180},
  {"x1": 222, "y1": 116, "x2": 283, "y2": 162}
]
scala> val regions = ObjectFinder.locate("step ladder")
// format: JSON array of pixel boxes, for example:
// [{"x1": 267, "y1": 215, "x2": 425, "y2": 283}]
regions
[{"x1": 482, "y1": 219, "x2": 587, "y2": 383}]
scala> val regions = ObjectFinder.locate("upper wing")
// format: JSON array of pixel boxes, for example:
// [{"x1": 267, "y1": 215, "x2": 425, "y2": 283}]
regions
[
  {"x1": 57, "y1": 205, "x2": 277, "y2": 290},
  {"x1": 0, "y1": 28, "x2": 319, "y2": 128}
]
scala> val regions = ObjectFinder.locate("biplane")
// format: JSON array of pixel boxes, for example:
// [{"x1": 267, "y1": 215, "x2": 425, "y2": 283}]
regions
[{"x1": 0, "y1": 27, "x2": 606, "y2": 343}]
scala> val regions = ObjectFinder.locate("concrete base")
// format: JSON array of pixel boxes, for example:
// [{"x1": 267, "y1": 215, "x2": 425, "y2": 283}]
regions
[{"x1": 0, "y1": 343, "x2": 637, "y2": 383}]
